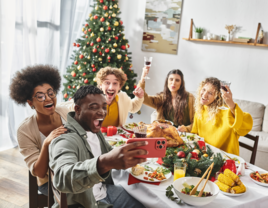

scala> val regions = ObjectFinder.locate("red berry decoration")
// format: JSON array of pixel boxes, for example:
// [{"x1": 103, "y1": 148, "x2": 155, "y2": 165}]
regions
[
  {"x1": 93, "y1": 48, "x2": 97, "y2": 53},
  {"x1": 84, "y1": 79, "x2": 89, "y2": 84},
  {"x1": 121, "y1": 45, "x2": 126, "y2": 50},
  {"x1": 85, "y1": 35, "x2": 88, "y2": 38},
  {"x1": 90, "y1": 42, "x2": 94, "y2": 46},
  {"x1": 94, "y1": 15, "x2": 98, "y2": 20},
  {"x1": 73, "y1": 43, "x2": 76, "y2": 46},
  {"x1": 92, "y1": 68, "x2": 97, "y2": 72},
  {"x1": 82, "y1": 72, "x2": 86, "y2": 76},
  {"x1": 103, "y1": 5, "x2": 108, "y2": 10},
  {"x1": 100, "y1": 17, "x2": 105, "y2": 22},
  {"x1": 107, "y1": 56, "x2": 111, "y2": 60},
  {"x1": 79, "y1": 54, "x2": 84, "y2": 59},
  {"x1": 107, "y1": 27, "x2": 111, "y2": 31},
  {"x1": 114, "y1": 36, "x2": 118, "y2": 40},
  {"x1": 91, "y1": 64, "x2": 95, "y2": 68},
  {"x1": 77, "y1": 44, "x2": 80, "y2": 47},
  {"x1": 99, "y1": 51, "x2": 102, "y2": 56},
  {"x1": 85, "y1": 23, "x2": 88, "y2": 27},
  {"x1": 84, "y1": 31, "x2": 87, "y2": 34},
  {"x1": 73, "y1": 85, "x2": 76, "y2": 89},
  {"x1": 96, "y1": 37, "x2": 101, "y2": 42},
  {"x1": 74, "y1": 60, "x2": 78, "y2": 65},
  {"x1": 68, "y1": 85, "x2": 71, "y2": 89},
  {"x1": 88, "y1": 28, "x2": 91, "y2": 32},
  {"x1": 64, "y1": 93, "x2": 68, "y2": 98},
  {"x1": 105, "y1": 48, "x2": 110, "y2": 53},
  {"x1": 120, "y1": 20, "x2": 123, "y2": 25}
]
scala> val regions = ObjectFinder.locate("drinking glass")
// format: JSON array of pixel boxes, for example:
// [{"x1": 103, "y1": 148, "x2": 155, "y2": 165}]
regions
[
  {"x1": 133, "y1": 126, "x2": 147, "y2": 138},
  {"x1": 220, "y1": 81, "x2": 231, "y2": 92},
  {"x1": 174, "y1": 162, "x2": 186, "y2": 181},
  {"x1": 143, "y1": 57, "x2": 153, "y2": 79}
]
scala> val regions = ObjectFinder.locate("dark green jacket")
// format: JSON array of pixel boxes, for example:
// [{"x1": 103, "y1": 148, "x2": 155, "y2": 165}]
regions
[{"x1": 49, "y1": 112, "x2": 113, "y2": 208}]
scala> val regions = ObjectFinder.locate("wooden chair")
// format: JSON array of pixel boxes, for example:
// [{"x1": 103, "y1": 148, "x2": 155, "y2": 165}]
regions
[
  {"x1": 239, "y1": 134, "x2": 259, "y2": 165},
  {"x1": 29, "y1": 171, "x2": 48, "y2": 208}
]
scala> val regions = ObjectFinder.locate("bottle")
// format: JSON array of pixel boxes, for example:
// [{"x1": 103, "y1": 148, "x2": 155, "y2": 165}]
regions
[{"x1": 257, "y1": 30, "x2": 264, "y2": 44}]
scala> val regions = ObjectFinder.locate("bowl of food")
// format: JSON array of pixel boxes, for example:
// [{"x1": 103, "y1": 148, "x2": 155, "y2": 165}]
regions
[
  {"x1": 153, "y1": 119, "x2": 174, "y2": 126},
  {"x1": 173, "y1": 177, "x2": 219, "y2": 206},
  {"x1": 249, "y1": 170, "x2": 268, "y2": 187}
]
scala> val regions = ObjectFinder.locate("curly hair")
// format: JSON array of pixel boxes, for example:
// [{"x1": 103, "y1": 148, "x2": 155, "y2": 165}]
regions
[
  {"x1": 195, "y1": 77, "x2": 224, "y2": 122},
  {"x1": 95, "y1": 66, "x2": 127, "y2": 87},
  {"x1": 9, "y1": 65, "x2": 61, "y2": 105},
  {"x1": 73, "y1": 85, "x2": 104, "y2": 105}
]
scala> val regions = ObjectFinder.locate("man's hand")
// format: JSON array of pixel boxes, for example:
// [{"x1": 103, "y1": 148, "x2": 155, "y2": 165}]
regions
[
  {"x1": 97, "y1": 141, "x2": 148, "y2": 174},
  {"x1": 133, "y1": 87, "x2": 144, "y2": 98}
]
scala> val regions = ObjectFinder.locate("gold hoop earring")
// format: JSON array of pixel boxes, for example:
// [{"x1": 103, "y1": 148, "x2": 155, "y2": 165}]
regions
[{"x1": 31, "y1": 106, "x2": 35, "y2": 109}]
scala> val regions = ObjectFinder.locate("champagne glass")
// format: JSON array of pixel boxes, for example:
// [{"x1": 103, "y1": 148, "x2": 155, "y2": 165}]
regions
[{"x1": 143, "y1": 57, "x2": 153, "y2": 79}]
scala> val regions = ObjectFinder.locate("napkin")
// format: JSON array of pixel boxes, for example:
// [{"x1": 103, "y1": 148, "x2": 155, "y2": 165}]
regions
[{"x1": 128, "y1": 173, "x2": 160, "y2": 186}]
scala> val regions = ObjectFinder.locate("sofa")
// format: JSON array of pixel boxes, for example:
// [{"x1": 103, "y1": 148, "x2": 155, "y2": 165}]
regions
[{"x1": 235, "y1": 99, "x2": 268, "y2": 171}]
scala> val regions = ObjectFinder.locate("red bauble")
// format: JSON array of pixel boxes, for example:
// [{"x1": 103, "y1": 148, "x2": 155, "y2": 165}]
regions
[
  {"x1": 68, "y1": 97, "x2": 72, "y2": 101},
  {"x1": 93, "y1": 48, "x2": 97, "y2": 53},
  {"x1": 100, "y1": 0, "x2": 104, "y2": 3},
  {"x1": 76, "y1": 44, "x2": 80, "y2": 47},
  {"x1": 72, "y1": 72, "x2": 76, "y2": 77},
  {"x1": 105, "y1": 48, "x2": 110, "y2": 53},
  {"x1": 74, "y1": 60, "x2": 78, "y2": 65},
  {"x1": 73, "y1": 85, "x2": 76, "y2": 89},
  {"x1": 103, "y1": 5, "x2": 108, "y2": 10},
  {"x1": 101, "y1": 46, "x2": 104, "y2": 49},
  {"x1": 114, "y1": 36, "x2": 118, "y2": 40},
  {"x1": 99, "y1": 51, "x2": 102, "y2": 56},
  {"x1": 82, "y1": 72, "x2": 86, "y2": 76},
  {"x1": 84, "y1": 79, "x2": 89, "y2": 84},
  {"x1": 125, "y1": 54, "x2": 127, "y2": 56},
  {"x1": 96, "y1": 37, "x2": 101, "y2": 42},
  {"x1": 79, "y1": 54, "x2": 84, "y2": 59},
  {"x1": 108, "y1": 16, "x2": 111, "y2": 19},
  {"x1": 108, "y1": 38, "x2": 111, "y2": 41},
  {"x1": 85, "y1": 35, "x2": 88, "y2": 38},
  {"x1": 107, "y1": 56, "x2": 111, "y2": 60},
  {"x1": 128, "y1": 44, "x2": 130, "y2": 48},
  {"x1": 100, "y1": 17, "x2": 105, "y2": 22},
  {"x1": 107, "y1": 26, "x2": 111, "y2": 31},
  {"x1": 120, "y1": 20, "x2": 123, "y2": 25},
  {"x1": 85, "y1": 23, "x2": 88, "y2": 27},
  {"x1": 88, "y1": 28, "x2": 91, "y2": 32},
  {"x1": 73, "y1": 43, "x2": 76, "y2": 46},
  {"x1": 90, "y1": 42, "x2": 94, "y2": 46},
  {"x1": 91, "y1": 64, "x2": 95, "y2": 68},
  {"x1": 134, "y1": 85, "x2": 137, "y2": 89},
  {"x1": 84, "y1": 31, "x2": 87, "y2": 34},
  {"x1": 92, "y1": 68, "x2": 97, "y2": 72},
  {"x1": 108, "y1": 60, "x2": 110, "y2": 62},
  {"x1": 68, "y1": 85, "x2": 71, "y2": 89},
  {"x1": 121, "y1": 45, "x2": 126, "y2": 50},
  {"x1": 64, "y1": 93, "x2": 68, "y2": 98},
  {"x1": 94, "y1": 15, "x2": 98, "y2": 20},
  {"x1": 177, "y1": 151, "x2": 186, "y2": 158},
  {"x1": 87, "y1": 42, "x2": 89, "y2": 45},
  {"x1": 97, "y1": 45, "x2": 99, "y2": 48}
]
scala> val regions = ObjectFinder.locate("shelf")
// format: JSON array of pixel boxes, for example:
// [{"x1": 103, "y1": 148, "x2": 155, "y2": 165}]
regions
[{"x1": 182, "y1": 38, "x2": 268, "y2": 47}]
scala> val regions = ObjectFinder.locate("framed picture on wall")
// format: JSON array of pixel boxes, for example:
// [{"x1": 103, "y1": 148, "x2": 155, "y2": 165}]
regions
[{"x1": 141, "y1": 0, "x2": 183, "y2": 55}]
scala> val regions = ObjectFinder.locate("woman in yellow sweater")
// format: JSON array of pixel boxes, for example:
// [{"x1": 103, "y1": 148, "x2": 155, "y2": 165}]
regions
[{"x1": 191, "y1": 77, "x2": 253, "y2": 155}]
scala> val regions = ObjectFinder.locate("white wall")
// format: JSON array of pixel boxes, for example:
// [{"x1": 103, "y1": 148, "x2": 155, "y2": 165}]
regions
[{"x1": 119, "y1": 0, "x2": 268, "y2": 124}]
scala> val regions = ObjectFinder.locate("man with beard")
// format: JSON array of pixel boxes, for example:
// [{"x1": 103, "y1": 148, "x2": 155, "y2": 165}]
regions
[
  {"x1": 95, "y1": 67, "x2": 144, "y2": 127},
  {"x1": 49, "y1": 85, "x2": 147, "y2": 208}
]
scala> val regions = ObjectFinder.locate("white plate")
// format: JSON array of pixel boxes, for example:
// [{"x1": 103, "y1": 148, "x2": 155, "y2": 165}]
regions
[
  {"x1": 219, "y1": 186, "x2": 247, "y2": 197},
  {"x1": 249, "y1": 171, "x2": 268, "y2": 187},
  {"x1": 128, "y1": 163, "x2": 172, "y2": 183},
  {"x1": 121, "y1": 122, "x2": 139, "y2": 133},
  {"x1": 179, "y1": 132, "x2": 204, "y2": 144}
]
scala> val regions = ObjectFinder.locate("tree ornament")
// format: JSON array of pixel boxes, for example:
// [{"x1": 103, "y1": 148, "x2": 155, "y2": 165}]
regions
[
  {"x1": 85, "y1": 35, "x2": 88, "y2": 38},
  {"x1": 95, "y1": 5, "x2": 99, "y2": 10},
  {"x1": 105, "y1": 48, "x2": 110, "y2": 53},
  {"x1": 100, "y1": 27, "x2": 104, "y2": 32},
  {"x1": 107, "y1": 26, "x2": 111, "y2": 31},
  {"x1": 73, "y1": 85, "x2": 76, "y2": 89},
  {"x1": 130, "y1": 64, "x2": 133, "y2": 68},
  {"x1": 88, "y1": 28, "x2": 91, "y2": 32},
  {"x1": 113, "y1": 43, "x2": 117, "y2": 48},
  {"x1": 103, "y1": 5, "x2": 108, "y2": 10},
  {"x1": 77, "y1": 65, "x2": 81, "y2": 70},
  {"x1": 97, "y1": 45, "x2": 99, "y2": 48},
  {"x1": 74, "y1": 60, "x2": 78, "y2": 65},
  {"x1": 68, "y1": 85, "x2": 71, "y2": 89},
  {"x1": 107, "y1": 56, "x2": 111, "y2": 59},
  {"x1": 100, "y1": 17, "x2": 105, "y2": 22},
  {"x1": 123, "y1": 36, "x2": 125, "y2": 40},
  {"x1": 193, "y1": 149, "x2": 200, "y2": 155},
  {"x1": 90, "y1": 32, "x2": 95, "y2": 37},
  {"x1": 109, "y1": 16, "x2": 111, "y2": 19},
  {"x1": 93, "y1": 48, "x2": 97, "y2": 53},
  {"x1": 120, "y1": 20, "x2": 123, "y2": 25},
  {"x1": 94, "y1": 15, "x2": 98, "y2": 20},
  {"x1": 177, "y1": 151, "x2": 186, "y2": 158},
  {"x1": 127, "y1": 44, "x2": 130, "y2": 48},
  {"x1": 90, "y1": 17, "x2": 93, "y2": 21},
  {"x1": 85, "y1": 23, "x2": 88, "y2": 27},
  {"x1": 73, "y1": 43, "x2": 76, "y2": 46},
  {"x1": 90, "y1": 42, "x2": 94, "y2": 46},
  {"x1": 83, "y1": 62, "x2": 87, "y2": 65},
  {"x1": 98, "y1": 57, "x2": 102, "y2": 61},
  {"x1": 112, "y1": 13, "x2": 116, "y2": 17},
  {"x1": 113, "y1": 28, "x2": 115, "y2": 31},
  {"x1": 64, "y1": 93, "x2": 68, "y2": 98},
  {"x1": 79, "y1": 54, "x2": 84, "y2": 59},
  {"x1": 106, "y1": 22, "x2": 110, "y2": 26},
  {"x1": 82, "y1": 27, "x2": 85, "y2": 32},
  {"x1": 93, "y1": 78, "x2": 97, "y2": 82},
  {"x1": 111, "y1": 49, "x2": 116, "y2": 53},
  {"x1": 108, "y1": 38, "x2": 111, "y2": 41},
  {"x1": 91, "y1": 64, "x2": 95, "y2": 68},
  {"x1": 137, "y1": 110, "x2": 141, "y2": 115},
  {"x1": 82, "y1": 72, "x2": 86, "y2": 76},
  {"x1": 76, "y1": 44, "x2": 80, "y2": 47},
  {"x1": 117, "y1": 54, "x2": 122, "y2": 59},
  {"x1": 125, "y1": 57, "x2": 128, "y2": 60},
  {"x1": 114, "y1": 36, "x2": 118, "y2": 40},
  {"x1": 129, "y1": 114, "x2": 133, "y2": 119},
  {"x1": 121, "y1": 45, "x2": 126, "y2": 50},
  {"x1": 87, "y1": 56, "x2": 90, "y2": 59},
  {"x1": 134, "y1": 85, "x2": 137, "y2": 89},
  {"x1": 113, "y1": 4, "x2": 118, "y2": 8},
  {"x1": 100, "y1": 0, "x2": 104, "y2": 3},
  {"x1": 92, "y1": 68, "x2": 97, "y2": 72},
  {"x1": 83, "y1": 46, "x2": 86, "y2": 49},
  {"x1": 125, "y1": 85, "x2": 129, "y2": 90},
  {"x1": 89, "y1": 13, "x2": 92, "y2": 17},
  {"x1": 114, "y1": 21, "x2": 119, "y2": 26},
  {"x1": 109, "y1": 5, "x2": 113, "y2": 9},
  {"x1": 84, "y1": 79, "x2": 89, "y2": 84},
  {"x1": 96, "y1": 37, "x2": 101, "y2": 42},
  {"x1": 71, "y1": 71, "x2": 76, "y2": 77},
  {"x1": 77, "y1": 86, "x2": 80, "y2": 89}
]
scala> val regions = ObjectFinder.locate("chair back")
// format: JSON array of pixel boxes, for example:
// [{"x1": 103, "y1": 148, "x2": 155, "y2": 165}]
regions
[
  {"x1": 29, "y1": 171, "x2": 49, "y2": 208},
  {"x1": 239, "y1": 134, "x2": 259, "y2": 165}
]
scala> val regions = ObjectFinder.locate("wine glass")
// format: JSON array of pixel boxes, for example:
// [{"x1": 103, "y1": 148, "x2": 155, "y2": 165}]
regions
[
  {"x1": 220, "y1": 81, "x2": 231, "y2": 92},
  {"x1": 143, "y1": 57, "x2": 153, "y2": 79}
]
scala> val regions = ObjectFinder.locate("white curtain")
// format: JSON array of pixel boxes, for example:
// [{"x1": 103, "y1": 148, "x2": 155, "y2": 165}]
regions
[{"x1": 0, "y1": 0, "x2": 92, "y2": 151}]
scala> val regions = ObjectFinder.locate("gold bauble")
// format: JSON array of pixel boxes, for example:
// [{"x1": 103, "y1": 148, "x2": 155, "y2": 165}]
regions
[
  {"x1": 117, "y1": 54, "x2": 122, "y2": 59},
  {"x1": 114, "y1": 21, "x2": 119, "y2": 26},
  {"x1": 125, "y1": 85, "x2": 129, "y2": 90},
  {"x1": 100, "y1": 27, "x2": 104, "y2": 32},
  {"x1": 95, "y1": 5, "x2": 99, "y2": 10},
  {"x1": 82, "y1": 27, "x2": 85, "y2": 32},
  {"x1": 77, "y1": 65, "x2": 81, "y2": 70},
  {"x1": 87, "y1": 56, "x2": 90, "y2": 59},
  {"x1": 98, "y1": 58, "x2": 102, "y2": 61},
  {"x1": 106, "y1": 22, "x2": 110, "y2": 26},
  {"x1": 93, "y1": 78, "x2": 97, "y2": 82},
  {"x1": 109, "y1": 5, "x2": 113, "y2": 9},
  {"x1": 87, "y1": 68, "x2": 90, "y2": 71},
  {"x1": 113, "y1": 43, "x2": 117, "y2": 48},
  {"x1": 125, "y1": 57, "x2": 128, "y2": 60},
  {"x1": 89, "y1": 13, "x2": 92, "y2": 17},
  {"x1": 112, "y1": 13, "x2": 116, "y2": 17},
  {"x1": 130, "y1": 64, "x2": 133, "y2": 68},
  {"x1": 123, "y1": 36, "x2": 125, "y2": 40},
  {"x1": 111, "y1": 49, "x2": 116, "y2": 53},
  {"x1": 83, "y1": 46, "x2": 86, "y2": 49},
  {"x1": 90, "y1": 17, "x2": 93, "y2": 21},
  {"x1": 77, "y1": 86, "x2": 80, "y2": 89},
  {"x1": 113, "y1": 4, "x2": 118, "y2": 8},
  {"x1": 104, "y1": 12, "x2": 108, "y2": 17},
  {"x1": 91, "y1": 32, "x2": 95, "y2": 37}
]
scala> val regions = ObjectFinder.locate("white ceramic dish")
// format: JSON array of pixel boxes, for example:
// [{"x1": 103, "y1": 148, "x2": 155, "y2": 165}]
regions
[
  {"x1": 219, "y1": 187, "x2": 247, "y2": 197},
  {"x1": 121, "y1": 122, "x2": 139, "y2": 133},
  {"x1": 173, "y1": 177, "x2": 219, "y2": 206},
  {"x1": 249, "y1": 171, "x2": 268, "y2": 187},
  {"x1": 128, "y1": 163, "x2": 172, "y2": 183},
  {"x1": 179, "y1": 132, "x2": 204, "y2": 144}
]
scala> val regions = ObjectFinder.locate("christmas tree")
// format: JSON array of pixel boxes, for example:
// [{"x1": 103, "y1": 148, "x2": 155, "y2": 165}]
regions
[{"x1": 62, "y1": 0, "x2": 137, "y2": 101}]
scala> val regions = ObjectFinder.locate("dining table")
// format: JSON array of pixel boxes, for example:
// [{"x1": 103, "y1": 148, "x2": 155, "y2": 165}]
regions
[{"x1": 106, "y1": 130, "x2": 268, "y2": 208}]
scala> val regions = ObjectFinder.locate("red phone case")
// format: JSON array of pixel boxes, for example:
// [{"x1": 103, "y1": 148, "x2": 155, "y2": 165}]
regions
[{"x1": 126, "y1": 137, "x2": 167, "y2": 158}]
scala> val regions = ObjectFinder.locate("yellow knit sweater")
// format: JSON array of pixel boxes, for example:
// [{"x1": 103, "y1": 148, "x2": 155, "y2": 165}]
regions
[{"x1": 191, "y1": 104, "x2": 253, "y2": 155}]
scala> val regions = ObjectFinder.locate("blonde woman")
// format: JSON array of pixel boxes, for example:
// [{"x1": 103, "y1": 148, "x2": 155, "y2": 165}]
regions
[{"x1": 191, "y1": 77, "x2": 253, "y2": 155}]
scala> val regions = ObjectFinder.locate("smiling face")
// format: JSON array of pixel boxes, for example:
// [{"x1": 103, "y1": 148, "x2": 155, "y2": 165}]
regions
[
  {"x1": 200, "y1": 83, "x2": 217, "y2": 106},
  {"x1": 75, "y1": 94, "x2": 107, "y2": 133},
  {"x1": 167, "y1": 74, "x2": 181, "y2": 93},
  {"x1": 99, "y1": 74, "x2": 122, "y2": 105},
  {"x1": 27, "y1": 83, "x2": 57, "y2": 116}
]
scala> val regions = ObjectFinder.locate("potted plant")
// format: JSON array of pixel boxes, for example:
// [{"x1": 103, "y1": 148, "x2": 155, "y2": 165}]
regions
[{"x1": 195, "y1": 27, "x2": 203, "y2": 39}]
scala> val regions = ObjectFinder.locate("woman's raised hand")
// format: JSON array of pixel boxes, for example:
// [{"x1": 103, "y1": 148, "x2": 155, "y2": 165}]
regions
[
  {"x1": 178, "y1": 125, "x2": 187, "y2": 132},
  {"x1": 45, "y1": 125, "x2": 67, "y2": 146},
  {"x1": 221, "y1": 85, "x2": 235, "y2": 111}
]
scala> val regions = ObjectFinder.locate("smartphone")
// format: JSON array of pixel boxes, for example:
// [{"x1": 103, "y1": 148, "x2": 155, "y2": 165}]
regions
[{"x1": 126, "y1": 137, "x2": 167, "y2": 158}]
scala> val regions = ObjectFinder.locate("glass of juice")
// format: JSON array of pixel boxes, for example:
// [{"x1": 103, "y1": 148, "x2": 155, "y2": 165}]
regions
[
  {"x1": 143, "y1": 57, "x2": 153, "y2": 79},
  {"x1": 220, "y1": 81, "x2": 231, "y2": 92},
  {"x1": 174, "y1": 162, "x2": 186, "y2": 181}
]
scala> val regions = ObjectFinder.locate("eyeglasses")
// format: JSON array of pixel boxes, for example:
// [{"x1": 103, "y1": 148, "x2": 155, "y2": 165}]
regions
[{"x1": 33, "y1": 89, "x2": 56, "y2": 102}]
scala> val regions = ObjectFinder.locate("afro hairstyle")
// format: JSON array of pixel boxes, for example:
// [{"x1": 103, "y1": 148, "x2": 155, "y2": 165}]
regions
[{"x1": 9, "y1": 64, "x2": 61, "y2": 105}]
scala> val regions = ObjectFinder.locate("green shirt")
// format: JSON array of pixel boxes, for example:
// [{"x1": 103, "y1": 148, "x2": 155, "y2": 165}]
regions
[{"x1": 49, "y1": 112, "x2": 113, "y2": 208}]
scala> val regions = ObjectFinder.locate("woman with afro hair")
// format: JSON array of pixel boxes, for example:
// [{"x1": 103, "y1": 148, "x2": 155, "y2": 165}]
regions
[{"x1": 9, "y1": 65, "x2": 74, "y2": 196}]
